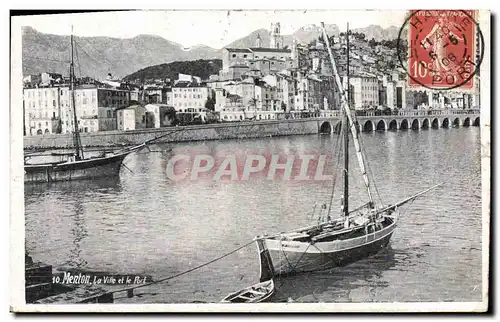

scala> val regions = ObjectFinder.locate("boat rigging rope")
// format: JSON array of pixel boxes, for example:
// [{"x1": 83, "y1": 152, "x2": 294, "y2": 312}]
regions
[
  {"x1": 273, "y1": 243, "x2": 313, "y2": 297},
  {"x1": 326, "y1": 123, "x2": 344, "y2": 219},
  {"x1": 357, "y1": 133, "x2": 384, "y2": 206},
  {"x1": 104, "y1": 239, "x2": 255, "y2": 295}
]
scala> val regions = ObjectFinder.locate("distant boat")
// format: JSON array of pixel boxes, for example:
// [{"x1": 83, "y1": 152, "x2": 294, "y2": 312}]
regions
[
  {"x1": 253, "y1": 23, "x2": 441, "y2": 278},
  {"x1": 24, "y1": 144, "x2": 145, "y2": 183},
  {"x1": 221, "y1": 279, "x2": 275, "y2": 303}
]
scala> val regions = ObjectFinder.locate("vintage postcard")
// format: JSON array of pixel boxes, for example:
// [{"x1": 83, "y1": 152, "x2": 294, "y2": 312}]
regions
[{"x1": 10, "y1": 9, "x2": 490, "y2": 312}]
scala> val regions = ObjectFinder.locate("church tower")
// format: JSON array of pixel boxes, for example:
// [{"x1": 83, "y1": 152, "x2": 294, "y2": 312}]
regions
[
  {"x1": 256, "y1": 33, "x2": 262, "y2": 48},
  {"x1": 269, "y1": 22, "x2": 283, "y2": 49}
]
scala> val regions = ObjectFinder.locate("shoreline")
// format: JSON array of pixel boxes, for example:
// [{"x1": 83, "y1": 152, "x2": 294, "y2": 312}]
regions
[
  {"x1": 24, "y1": 119, "x2": 322, "y2": 150},
  {"x1": 23, "y1": 112, "x2": 481, "y2": 151}
]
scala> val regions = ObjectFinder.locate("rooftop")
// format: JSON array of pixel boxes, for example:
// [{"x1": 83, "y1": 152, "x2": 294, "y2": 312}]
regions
[
  {"x1": 249, "y1": 47, "x2": 291, "y2": 53},
  {"x1": 224, "y1": 48, "x2": 252, "y2": 53}
]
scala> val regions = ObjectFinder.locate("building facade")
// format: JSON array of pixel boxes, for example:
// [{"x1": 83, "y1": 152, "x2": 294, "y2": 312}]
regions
[
  {"x1": 171, "y1": 85, "x2": 211, "y2": 113},
  {"x1": 24, "y1": 85, "x2": 131, "y2": 136}
]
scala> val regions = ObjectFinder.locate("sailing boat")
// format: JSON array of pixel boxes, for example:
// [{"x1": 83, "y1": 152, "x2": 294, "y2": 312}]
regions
[
  {"x1": 24, "y1": 29, "x2": 145, "y2": 183},
  {"x1": 253, "y1": 23, "x2": 442, "y2": 278}
]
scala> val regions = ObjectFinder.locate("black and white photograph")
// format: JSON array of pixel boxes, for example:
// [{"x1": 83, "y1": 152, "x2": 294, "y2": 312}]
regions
[{"x1": 10, "y1": 9, "x2": 490, "y2": 312}]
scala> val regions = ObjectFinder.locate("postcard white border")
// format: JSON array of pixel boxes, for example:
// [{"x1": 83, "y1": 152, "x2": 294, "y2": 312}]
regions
[{"x1": 9, "y1": 8, "x2": 491, "y2": 313}]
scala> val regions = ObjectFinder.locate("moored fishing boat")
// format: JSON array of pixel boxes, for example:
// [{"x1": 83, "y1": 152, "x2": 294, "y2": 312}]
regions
[
  {"x1": 23, "y1": 28, "x2": 180, "y2": 184},
  {"x1": 254, "y1": 22, "x2": 442, "y2": 279},
  {"x1": 24, "y1": 144, "x2": 145, "y2": 183}
]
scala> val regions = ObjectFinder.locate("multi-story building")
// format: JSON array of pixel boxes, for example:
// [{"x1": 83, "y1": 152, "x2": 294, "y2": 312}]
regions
[
  {"x1": 223, "y1": 79, "x2": 257, "y2": 109},
  {"x1": 24, "y1": 85, "x2": 131, "y2": 136},
  {"x1": 171, "y1": 84, "x2": 211, "y2": 113},
  {"x1": 23, "y1": 87, "x2": 63, "y2": 135},
  {"x1": 116, "y1": 104, "x2": 147, "y2": 131},
  {"x1": 143, "y1": 86, "x2": 171, "y2": 104},
  {"x1": 342, "y1": 72, "x2": 379, "y2": 109},
  {"x1": 221, "y1": 23, "x2": 293, "y2": 73}
]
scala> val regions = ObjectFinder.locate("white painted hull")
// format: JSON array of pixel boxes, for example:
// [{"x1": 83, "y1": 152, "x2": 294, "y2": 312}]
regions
[{"x1": 258, "y1": 220, "x2": 397, "y2": 276}]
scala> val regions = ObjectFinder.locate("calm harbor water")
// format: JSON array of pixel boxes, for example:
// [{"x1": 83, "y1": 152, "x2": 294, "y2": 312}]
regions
[{"x1": 25, "y1": 127, "x2": 483, "y2": 303}]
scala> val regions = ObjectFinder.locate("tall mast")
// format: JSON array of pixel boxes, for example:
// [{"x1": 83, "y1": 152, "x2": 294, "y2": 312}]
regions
[
  {"x1": 321, "y1": 22, "x2": 375, "y2": 209},
  {"x1": 343, "y1": 23, "x2": 350, "y2": 217},
  {"x1": 70, "y1": 27, "x2": 83, "y2": 160}
]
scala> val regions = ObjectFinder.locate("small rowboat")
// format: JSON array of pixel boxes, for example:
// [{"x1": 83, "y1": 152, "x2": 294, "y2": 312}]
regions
[{"x1": 221, "y1": 279, "x2": 275, "y2": 303}]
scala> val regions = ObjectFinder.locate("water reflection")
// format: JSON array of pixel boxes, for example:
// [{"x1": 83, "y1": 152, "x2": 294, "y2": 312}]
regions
[
  {"x1": 25, "y1": 176, "x2": 123, "y2": 198},
  {"x1": 24, "y1": 129, "x2": 482, "y2": 303},
  {"x1": 64, "y1": 197, "x2": 88, "y2": 269},
  {"x1": 272, "y1": 246, "x2": 400, "y2": 302}
]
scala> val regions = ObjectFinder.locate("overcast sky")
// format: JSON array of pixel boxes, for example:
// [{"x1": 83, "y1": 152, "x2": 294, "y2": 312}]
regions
[{"x1": 18, "y1": 10, "x2": 407, "y2": 49}]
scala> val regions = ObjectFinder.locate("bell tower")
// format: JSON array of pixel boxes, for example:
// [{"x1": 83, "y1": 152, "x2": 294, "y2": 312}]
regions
[
  {"x1": 269, "y1": 22, "x2": 283, "y2": 49},
  {"x1": 256, "y1": 33, "x2": 262, "y2": 48}
]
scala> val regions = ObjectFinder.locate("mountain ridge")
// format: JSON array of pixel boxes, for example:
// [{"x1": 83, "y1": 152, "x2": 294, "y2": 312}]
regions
[{"x1": 22, "y1": 24, "x2": 400, "y2": 79}]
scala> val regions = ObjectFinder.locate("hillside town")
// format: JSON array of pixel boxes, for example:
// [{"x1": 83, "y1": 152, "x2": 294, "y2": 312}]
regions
[{"x1": 22, "y1": 22, "x2": 480, "y2": 136}]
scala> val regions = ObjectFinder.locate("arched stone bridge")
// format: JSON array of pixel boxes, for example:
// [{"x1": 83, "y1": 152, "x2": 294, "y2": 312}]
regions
[{"x1": 316, "y1": 109, "x2": 481, "y2": 133}]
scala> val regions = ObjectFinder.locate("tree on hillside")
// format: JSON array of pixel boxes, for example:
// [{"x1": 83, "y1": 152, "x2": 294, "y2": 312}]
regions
[
  {"x1": 123, "y1": 59, "x2": 223, "y2": 82},
  {"x1": 204, "y1": 90, "x2": 216, "y2": 111},
  {"x1": 369, "y1": 38, "x2": 378, "y2": 48}
]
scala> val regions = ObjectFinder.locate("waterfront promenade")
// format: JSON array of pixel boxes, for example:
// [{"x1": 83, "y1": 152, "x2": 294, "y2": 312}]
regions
[{"x1": 23, "y1": 109, "x2": 481, "y2": 150}]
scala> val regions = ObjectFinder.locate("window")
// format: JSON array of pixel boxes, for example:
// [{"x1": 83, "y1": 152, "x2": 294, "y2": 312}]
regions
[
  {"x1": 107, "y1": 110, "x2": 111, "y2": 118},
  {"x1": 232, "y1": 54, "x2": 236, "y2": 58},
  {"x1": 244, "y1": 54, "x2": 247, "y2": 58}
]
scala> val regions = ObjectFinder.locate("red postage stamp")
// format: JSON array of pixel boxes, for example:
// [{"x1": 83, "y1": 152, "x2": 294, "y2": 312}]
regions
[{"x1": 404, "y1": 10, "x2": 481, "y2": 90}]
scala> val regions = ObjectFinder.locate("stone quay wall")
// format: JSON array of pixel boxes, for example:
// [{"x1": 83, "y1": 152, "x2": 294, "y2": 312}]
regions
[{"x1": 24, "y1": 119, "x2": 322, "y2": 150}]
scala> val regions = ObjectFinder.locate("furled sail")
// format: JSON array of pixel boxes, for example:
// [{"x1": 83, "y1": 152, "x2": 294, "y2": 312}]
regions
[{"x1": 321, "y1": 23, "x2": 375, "y2": 207}]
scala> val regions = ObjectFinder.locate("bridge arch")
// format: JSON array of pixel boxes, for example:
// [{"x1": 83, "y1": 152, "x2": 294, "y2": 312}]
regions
[
  {"x1": 431, "y1": 118, "x2": 439, "y2": 129},
  {"x1": 411, "y1": 119, "x2": 420, "y2": 130},
  {"x1": 319, "y1": 121, "x2": 333, "y2": 134},
  {"x1": 400, "y1": 119, "x2": 409, "y2": 130},
  {"x1": 422, "y1": 118, "x2": 430, "y2": 129},
  {"x1": 473, "y1": 117, "x2": 480, "y2": 126},
  {"x1": 363, "y1": 120, "x2": 375, "y2": 132},
  {"x1": 453, "y1": 117, "x2": 460, "y2": 127},
  {"x1": 463, "y1": 117, "x2": 471, "y2": 127},
  {"x1": 442, "y1": 118, "x2": 450, "y2": 128},
  {"x1": 388, "y1": 119, "x2": 398, "y2": 131},
  {"x1": 376, "y1": 120, "x2": 387, "y2": 131}
]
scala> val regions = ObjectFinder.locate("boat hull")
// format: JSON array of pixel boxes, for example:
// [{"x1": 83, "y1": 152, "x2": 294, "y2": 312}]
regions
[
  {"x1": 258, "y1": 222, "x2": 396, "y2": 276},
  {"x1": 24, "y1": 153, "x2": 128, "y2": 183},
  {"x1": 221, "y1": 279, "x2": 275, "y2": 303}
]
